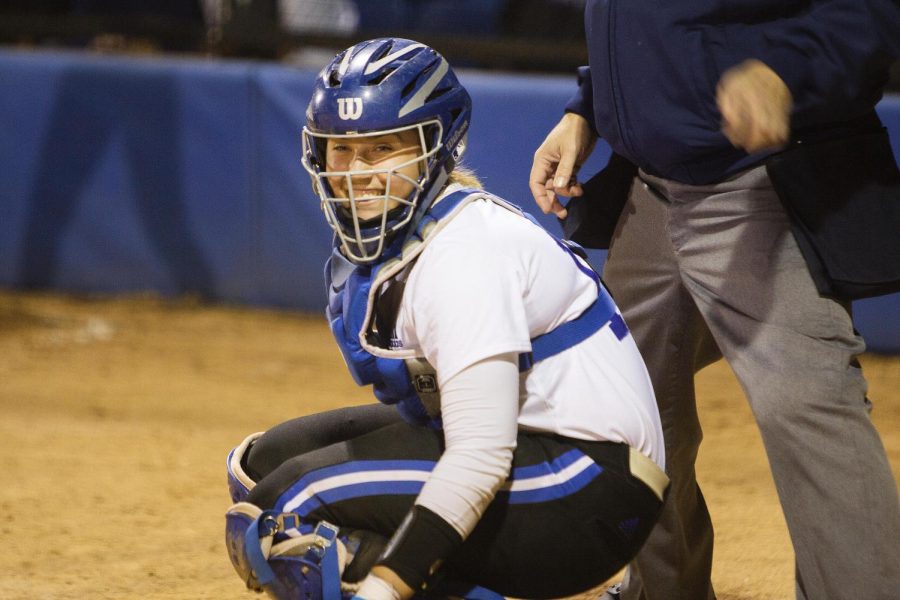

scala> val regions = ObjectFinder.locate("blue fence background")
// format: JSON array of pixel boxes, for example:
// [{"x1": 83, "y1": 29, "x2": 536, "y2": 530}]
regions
[{"x1": 2, "y1": 49, "x2": 899, "y2": 352}]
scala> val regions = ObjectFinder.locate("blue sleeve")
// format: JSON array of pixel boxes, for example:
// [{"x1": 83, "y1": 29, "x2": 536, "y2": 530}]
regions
[
  {"x1": 754, "y1": 0, "x2": 900, "y2": 124},
  {"x1": 564, "y1": 66, "x2": 599, "y2": 134}
]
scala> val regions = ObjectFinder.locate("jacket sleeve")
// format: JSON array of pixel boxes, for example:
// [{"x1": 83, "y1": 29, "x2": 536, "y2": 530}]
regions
[
  {"x1": 754, "y1": 0, "x2": 900, "y2": 124},
  {"x1": 564, "y1": 65, "x2": 599, "y2": 133}
]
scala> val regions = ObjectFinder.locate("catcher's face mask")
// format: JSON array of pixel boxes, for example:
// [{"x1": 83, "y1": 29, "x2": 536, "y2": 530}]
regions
[
  {"x1": 303, "y1": 123, "x2": 438, "y2": 262},
  {"x1": 301, "y1": 37, "x2": 471, "y2": 264}
]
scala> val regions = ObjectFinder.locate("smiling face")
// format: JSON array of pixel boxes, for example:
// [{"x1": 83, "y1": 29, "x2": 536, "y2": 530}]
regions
[
  {"x1": 301, "y1": 119, "x2": 442, "y2": 263},
  {"x1": 324, "y1": 128, "x2": 423, "y2": 222}
]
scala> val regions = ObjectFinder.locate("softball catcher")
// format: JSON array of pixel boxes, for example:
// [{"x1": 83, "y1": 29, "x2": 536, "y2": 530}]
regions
[{"x1": 224, "y1": 38, "x2": 668, "y2": 600}]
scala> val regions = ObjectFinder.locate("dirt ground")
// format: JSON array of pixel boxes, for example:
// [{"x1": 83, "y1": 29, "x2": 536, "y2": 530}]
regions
[{"x1": 0, "y1": 290, "x2": 897, "y2": 600}]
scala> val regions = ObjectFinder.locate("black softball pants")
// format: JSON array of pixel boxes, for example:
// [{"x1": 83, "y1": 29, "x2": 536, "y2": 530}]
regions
[{"x1": 243, "y1": 405, "x2": 665, "y2": 599}]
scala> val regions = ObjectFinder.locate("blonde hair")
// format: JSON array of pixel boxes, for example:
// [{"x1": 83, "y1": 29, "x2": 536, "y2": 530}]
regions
[{"x1": 448, "y1": 165, "x2": 483, "y2": 189}]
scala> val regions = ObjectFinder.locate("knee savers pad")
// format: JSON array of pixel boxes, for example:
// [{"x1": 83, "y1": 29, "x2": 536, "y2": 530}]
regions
[
  {"x1": 227, "y1": 432, "x2": 263, "y2": 503},
  {"x1": 225, "y1": 502, "x2": 352, "y2": 600}
]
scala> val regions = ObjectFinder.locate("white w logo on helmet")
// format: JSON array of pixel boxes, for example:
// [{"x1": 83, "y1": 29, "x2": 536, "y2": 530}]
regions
[{"x1": 337, "y1": 97, "x2": 363, "y2": 120}]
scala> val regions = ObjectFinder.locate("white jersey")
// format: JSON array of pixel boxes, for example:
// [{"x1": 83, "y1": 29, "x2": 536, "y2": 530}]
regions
[{"x1": 393, "y1": 192, "x2": 664, "y2": 465}]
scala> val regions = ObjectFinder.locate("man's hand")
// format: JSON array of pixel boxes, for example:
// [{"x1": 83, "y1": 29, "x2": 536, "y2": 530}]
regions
[
  {"x1": 717, "y1": 59, "x2": 793, "y2": 153},
  {"x1": 529, "y1": 112, "x2": 597, "y2": 219}
]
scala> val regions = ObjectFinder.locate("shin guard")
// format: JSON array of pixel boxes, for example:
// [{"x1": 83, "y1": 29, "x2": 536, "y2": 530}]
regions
[{"x1": 225, "y1": 502, "x2": 350, "y2": 600}]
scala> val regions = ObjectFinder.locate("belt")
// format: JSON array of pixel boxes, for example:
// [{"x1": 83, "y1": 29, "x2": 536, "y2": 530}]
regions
[{"x1": 628, "y1": 447, "x2": 669, "y2": 502}]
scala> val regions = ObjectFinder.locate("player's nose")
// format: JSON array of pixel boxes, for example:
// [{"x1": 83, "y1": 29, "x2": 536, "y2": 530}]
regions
[{"x1": 350, "y1": 169, "x2": 384, "y2": 188}]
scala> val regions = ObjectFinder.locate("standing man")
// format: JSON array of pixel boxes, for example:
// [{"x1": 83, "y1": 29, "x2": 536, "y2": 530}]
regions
[{"x1": 530, "y1": 1, "x2": 900, "y2": 599}]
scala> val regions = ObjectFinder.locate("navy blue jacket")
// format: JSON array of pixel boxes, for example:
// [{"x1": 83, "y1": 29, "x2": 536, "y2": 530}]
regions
[{"x1": 566, "y1": 0, "x2": 900, "y2": 184}]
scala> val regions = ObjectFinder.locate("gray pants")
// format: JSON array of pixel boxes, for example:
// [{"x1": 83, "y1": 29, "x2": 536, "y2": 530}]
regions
[{"x1": 604, "y1": 165, "x2": 900, "y2": 600}]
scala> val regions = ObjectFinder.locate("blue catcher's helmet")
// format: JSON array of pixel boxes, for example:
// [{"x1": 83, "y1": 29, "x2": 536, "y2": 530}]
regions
[{"x1": 302, "y1": 38, "x2": 472, "y2": 263}]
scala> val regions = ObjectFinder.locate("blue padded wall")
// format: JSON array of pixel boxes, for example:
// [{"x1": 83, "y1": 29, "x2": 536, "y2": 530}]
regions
[
  {"x1": 0, "y1": 51, "x2": 258, "y2": 301},
  {"x1": 1, "y1": 48, "x2": 898, "y2": 352}
]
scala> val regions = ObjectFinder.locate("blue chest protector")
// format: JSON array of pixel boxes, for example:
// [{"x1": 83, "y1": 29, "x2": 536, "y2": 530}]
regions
[{"x1": 325, "y1": 189, "x2": 624, "y2": 428}]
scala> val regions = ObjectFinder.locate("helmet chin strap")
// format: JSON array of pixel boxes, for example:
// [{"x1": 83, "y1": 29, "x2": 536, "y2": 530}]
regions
[
  {"x1": 337, "y1": 203, "x2": 407, "y2": 228},
  {"x1": 346, "y1": 204, "x2": 409, "y2": 261}
]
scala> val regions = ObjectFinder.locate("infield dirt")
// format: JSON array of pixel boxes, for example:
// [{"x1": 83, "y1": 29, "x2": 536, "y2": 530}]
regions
[{"x1": 1, "y1": 290, "x2": 898, "y2": 600}]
